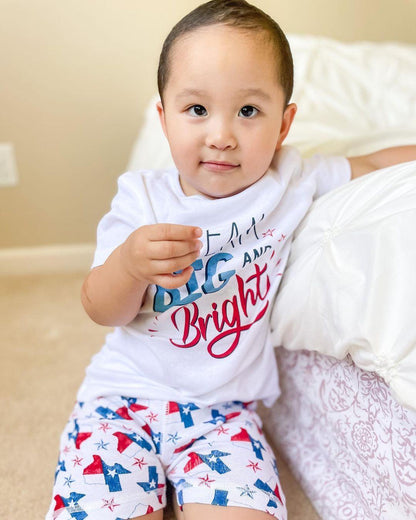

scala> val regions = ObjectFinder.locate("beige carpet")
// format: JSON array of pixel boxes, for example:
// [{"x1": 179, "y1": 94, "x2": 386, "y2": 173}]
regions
[{"x1": 1, "y1": 272, "x2": 320, "y2": 519}]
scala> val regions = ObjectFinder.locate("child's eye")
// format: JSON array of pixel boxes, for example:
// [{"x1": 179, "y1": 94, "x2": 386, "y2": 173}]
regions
[
  {"x1": 187, "y1": 105, "x2": 208, "y2": 117},
  {"x1": 239, "y1": 105, "x2": 258, "y2": 118}
]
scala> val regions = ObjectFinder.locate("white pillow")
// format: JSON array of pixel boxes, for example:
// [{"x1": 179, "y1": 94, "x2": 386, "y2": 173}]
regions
[
  {"x1": 285, "y1": 35, "x2": 416, "y2": 157},
  {"x1": 271, "y1": 160, "x2": 416, "y2": 411}
]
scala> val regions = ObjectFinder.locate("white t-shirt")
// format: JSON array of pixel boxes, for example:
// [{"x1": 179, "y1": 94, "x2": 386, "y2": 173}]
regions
[{"x1": 78, "y1": 146, "x2": 350, "y2": 407}]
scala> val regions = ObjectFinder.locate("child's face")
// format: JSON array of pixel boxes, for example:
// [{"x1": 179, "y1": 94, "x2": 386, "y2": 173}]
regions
[{"x1": 157, "y1": 24, "x2": 296, "y2": 199}]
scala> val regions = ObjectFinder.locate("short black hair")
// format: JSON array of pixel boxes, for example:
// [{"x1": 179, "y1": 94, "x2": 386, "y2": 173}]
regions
[{"x1": 157, "y1": 0, "x2": 294, "y2": 106}]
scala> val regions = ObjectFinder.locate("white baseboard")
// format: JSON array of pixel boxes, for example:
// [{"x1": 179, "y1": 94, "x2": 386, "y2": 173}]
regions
[{"x1": 0, "y1": 243, "x2": 95, "y2": 276}]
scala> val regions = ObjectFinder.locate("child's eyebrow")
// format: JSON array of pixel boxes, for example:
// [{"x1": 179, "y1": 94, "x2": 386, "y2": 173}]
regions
[
  {"x1": 238, "y1": 88, "x2": 272, "y2": 101},
  {"x1": 175, "y1": 88, "x2": 206, "y2": 100},
  {"x1": 174, "y1": 87, "x2": 272, "y2": 102}
]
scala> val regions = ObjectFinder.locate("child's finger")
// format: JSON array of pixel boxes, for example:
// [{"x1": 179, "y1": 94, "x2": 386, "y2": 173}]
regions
[
  {"x1": 148, "y1": 238, "x2": 202, "y2": 260},
  {"x1": 148, "y1": 223, "x2": 202, "y2": 242},
  {"x1": 150, "y1": 249, "x2": 201, "y2": 276},
  {"x1": 152, "y1": 266, "x2": 195, "y2": 290}
]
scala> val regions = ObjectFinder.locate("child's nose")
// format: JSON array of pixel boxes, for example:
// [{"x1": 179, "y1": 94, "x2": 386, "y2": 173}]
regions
[{"x1": 205, "y1": 119, "x2": 237, "y2": 150}]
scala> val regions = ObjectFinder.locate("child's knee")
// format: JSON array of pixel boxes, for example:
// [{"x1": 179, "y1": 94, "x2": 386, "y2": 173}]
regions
[
  {"x1": 131, "y1": 511, "x2": 164, "y2": 520},
  {"x1": 181, "y1": 503, "x2": 276, "y2": 519}
]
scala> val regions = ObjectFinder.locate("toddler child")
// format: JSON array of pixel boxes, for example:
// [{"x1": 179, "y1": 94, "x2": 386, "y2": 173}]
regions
[{"x1": 46, "y1": 1, "x2": 416, "y2": 519}]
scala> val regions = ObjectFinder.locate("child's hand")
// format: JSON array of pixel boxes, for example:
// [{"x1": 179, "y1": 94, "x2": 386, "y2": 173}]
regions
[{"x1": 120, "y1": 224, "x2": 203, "y2": 289}]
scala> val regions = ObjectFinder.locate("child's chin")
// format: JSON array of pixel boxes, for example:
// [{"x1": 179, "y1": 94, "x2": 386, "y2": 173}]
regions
[{"x1": 202, "y1": 187, "x2": 241, "y2": 199}]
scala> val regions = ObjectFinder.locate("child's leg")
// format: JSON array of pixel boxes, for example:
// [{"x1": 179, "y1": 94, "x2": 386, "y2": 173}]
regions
[
  {"x1": 174, "y1": 495, "x2": 273, "y2": 520},
  {"x1": 45, "y1": 397, "x2": 168, "y2": 520},
  {"x1": 131, "y1": 511, "x2": 163, "y2": 520},
  {"x1": 182, "y1": 504, "x2": 276, "y2": 519},
  {"x1": 167, "y1": 401, "x2": 287, "y2": 520}
]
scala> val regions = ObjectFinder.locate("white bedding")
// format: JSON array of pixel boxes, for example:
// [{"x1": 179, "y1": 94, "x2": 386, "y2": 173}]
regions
[
  {"x1": 270, "y1": 160, "x2": 416, "y2": 411},
  {"x1": 283, "y1": 35, "x2": 416, "y2": 157},
  {"x1": 268, "y1": 36, "x2": 416, "y2": 412},
  {"x1": 263, "y1": 348, "x2": 416, "y2": 520},
  {"x1": 127, "y1": 35, "x2": 416, "y2": 411}
]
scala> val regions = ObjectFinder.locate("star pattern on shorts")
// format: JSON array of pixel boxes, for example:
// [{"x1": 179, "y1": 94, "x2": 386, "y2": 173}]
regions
[
  {"x1": 102, "y1": 498, "x2": 120, "y2": 512},
  {"x1": 198, "y1": 474, "x2": 215, "y2": 487},
  {"x1": 132, "y1": 457, "x2": 147, "y2": 469},
  {"x1": 208, "y1": 454, "x2": 219, "y2": 464},
  {"x1": 63, "y1": 474, "x2": 75, "y2": 487},
  {"x1": 237, "y1": 484, "x2": 256, "y2": 499},
  {"x1": 94, "y1": 439, "x2": 109, "y2": 450},
  {"x1": 146, "y1": 412, "x2": 159, "y2": 423},
  {"x1": 167, "y1": 432, "x2": 181, "y2": 444},
  {"x1": 72, "y1": 455, "x2": 83, "y2": 467},
  {"x1": 63, "y1": 400, "x2": 280, "y2": 510},
  {"x1": 98, "y1": 422, "x2": 111, "y2": 433},
  {"x1": 247, "y1": 460, "x2": 262, "y2": 472},
  {"x1": 252, "y1": 439, "x2": 263, "y2": 451}
]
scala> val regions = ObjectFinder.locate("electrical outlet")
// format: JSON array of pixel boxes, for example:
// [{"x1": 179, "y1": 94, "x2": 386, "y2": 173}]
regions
[{"x1": 0, "y1": 143, "x2": 19, "y2": 187}]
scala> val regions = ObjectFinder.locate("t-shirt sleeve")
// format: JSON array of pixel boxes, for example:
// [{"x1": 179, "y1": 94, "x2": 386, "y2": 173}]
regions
[
  {"x1": 91, "y1": 172, "x2": 145, "y2": 268},
  {"x1": 303, "y1": 154, "x2": 352, "y2": 199}
]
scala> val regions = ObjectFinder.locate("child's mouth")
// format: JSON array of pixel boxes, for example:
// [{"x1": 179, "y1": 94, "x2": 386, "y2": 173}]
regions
[{"x1": 201, "y1": 161, "x2": 239, "y2": 172}]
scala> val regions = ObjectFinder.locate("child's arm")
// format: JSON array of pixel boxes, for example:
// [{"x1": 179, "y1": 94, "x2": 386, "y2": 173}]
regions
[
  {"x1": 81, "y1": 224, "x2": 202, "y2": 327},
  {"x1": 348, "y1": 145, "x2": 416, "y2": 179}
]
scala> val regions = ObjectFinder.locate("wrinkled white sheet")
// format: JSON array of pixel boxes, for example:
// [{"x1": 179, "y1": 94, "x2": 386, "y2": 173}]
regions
[{"x1": 285, "y1": 35, "x2": 416, "y2": 157}]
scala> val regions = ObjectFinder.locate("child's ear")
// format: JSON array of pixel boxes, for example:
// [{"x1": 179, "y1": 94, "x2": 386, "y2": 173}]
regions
[
  {"x1": 156, "y1": 100, "x2": 168, "y2": 138},
  {"x1": 276, "y1": 103, "x2": 297, "y2": 151}
]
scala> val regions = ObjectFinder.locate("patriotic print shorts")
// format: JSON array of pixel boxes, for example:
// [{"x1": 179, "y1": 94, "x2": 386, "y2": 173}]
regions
[{"x1": 46, "y1": 396, "x2": 287, "y2": 520}]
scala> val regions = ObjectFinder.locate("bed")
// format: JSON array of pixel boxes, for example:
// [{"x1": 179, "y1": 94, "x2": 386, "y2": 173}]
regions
[{"x1": 127, "y1": 35, "x2": 416, "y2": 519}]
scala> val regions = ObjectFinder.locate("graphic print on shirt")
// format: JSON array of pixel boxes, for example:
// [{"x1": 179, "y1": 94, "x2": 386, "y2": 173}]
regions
[{"x1": 150, "y1": 213, "x2": 286, "y2": 359}]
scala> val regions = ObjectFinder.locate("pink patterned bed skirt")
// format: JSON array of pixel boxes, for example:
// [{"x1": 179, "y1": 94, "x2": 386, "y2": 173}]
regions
[{"x1": 261, "y1": 348, "x2": 416, "y2": 520}]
